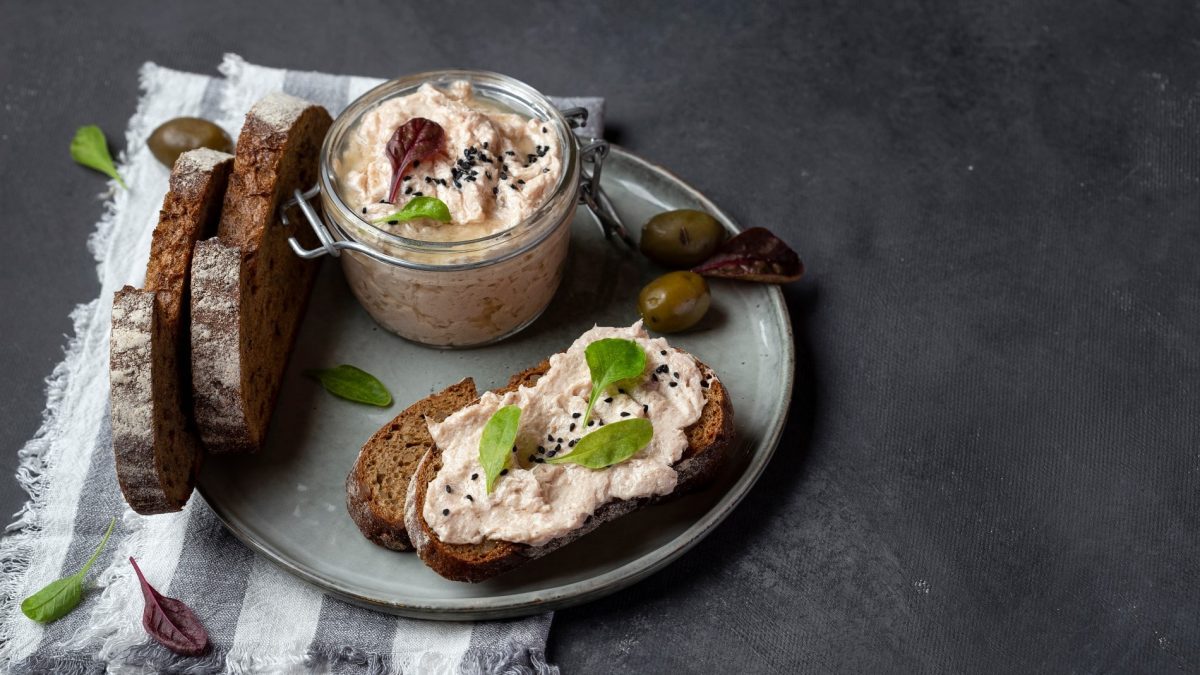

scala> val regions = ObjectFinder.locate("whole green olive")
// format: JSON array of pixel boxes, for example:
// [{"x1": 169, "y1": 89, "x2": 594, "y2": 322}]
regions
[
  {"x1": 147, "y1": 117, "x2": 233, "y2": 168},
  {"x1": 639, "y1": 209, "x2": 726, "y2": 268},
  {"x1": 637, "y1": 271, "x2": 711, "y2": 333}
]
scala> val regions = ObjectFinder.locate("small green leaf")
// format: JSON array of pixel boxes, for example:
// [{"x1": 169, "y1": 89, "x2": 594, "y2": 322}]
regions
[
  {"x1": 21, "y1": 517, "x2": 115, "y2": 623},
  {"x1": 373, "y1": 196, "x2": 451, "y2": 224},
  {"x1": 582, "y1": 338, "x2": 646, "y2": 424},
  {"x1": 479, "y1": 405, "x2": 521, "y2": 493},
  {"x1": 305, "y1": 365, "x2": 392, "y2": 407},
  {"x1": 548, "y1": 418, "x2": 654, "y2": 469},
  {"x1": 70, "y1": 125, "x2": 126, "y2": 188}
]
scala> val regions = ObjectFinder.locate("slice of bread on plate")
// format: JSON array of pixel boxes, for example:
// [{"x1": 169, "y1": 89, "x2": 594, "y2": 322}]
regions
[
  {"x1": 110, "y1": 148, "x2": 233, "y2": 514},
  {"x1": 344, "y1": 325, "x2": 734, "y2": 582},
  {"x1": 346, "y1": 378, "x2": 480, "y2": 551},
  {"x1": 191, "y1": 93, "x2": 333, "y2": 453}
]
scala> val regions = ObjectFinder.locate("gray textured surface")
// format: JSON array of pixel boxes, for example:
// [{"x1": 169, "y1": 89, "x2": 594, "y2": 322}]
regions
[{"x1": 2, "y1": 1, "x2": 1198, "y2": 672}]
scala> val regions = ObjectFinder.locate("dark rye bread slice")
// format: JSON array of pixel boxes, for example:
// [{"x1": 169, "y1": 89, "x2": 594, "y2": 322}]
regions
[
  {"x1": 346, "y1": 378, "x2": 480, "y2": 551},
  {"x1": 191, "y1": 93, "x2": 332, "y2": 453},
  {"x1": 403, "y1": 356, "x2": 734, "y2": 583},
  {"x1": 110, "y1": 149, "x2": 233, "y2": 514}
]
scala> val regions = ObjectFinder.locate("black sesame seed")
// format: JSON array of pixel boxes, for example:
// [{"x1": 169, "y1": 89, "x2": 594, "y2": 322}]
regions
[
  {"x1": 700, "y1": 380, "x2": 710, "y2": 388},
  {"x1": 572, "y1": 412, "x2": 581, "y2": 419},
  {"x1": 568, "y1": 439, "x2": 577, "y2": 447},
  {"x1": 446, "y1": 485, "x2": 453, "y2": 493},
  {"x1": 517, "y1": 179, "x2": 526, "y2": 185},
  {"x1": 424, "y1": 176, "x2": 432, "y2": 184},
  {"x1": 404, "y1": 186, "x2": 413, "y2": 195},
  {"x1": 620, "y1": 411, "x2": 631, "y2": 417},
  {"x1": 534, "y1": 457, "x2": 545, "y2": 464},
  {"x1": 604, "y1": 397, "x2": 613, "y2": 404},
  {"x1": 669, "y1": 381, "x2": 678, "y2": 388},
  {"x1": 505, "y1": 150, "x2": 515, "y2": 156},
  {"x1": 651, "y1": 374, "x2": 659, "y2": 382},
  {"x1": 482, "y1": 141, "x2": 489, "y2": 149},
  {"x1": 618, "y1": 388, "x2": 626, "y2": 394},
  {"x1": 643, "y1": 404, "x2": 649, "y2": 414},
  {"x1": 413, "y1": 160, "x2": 420, "y2": 167},
  {"x1": 557, "y1": 437, "x2": 564, "y2": 444},
  {"x1": 538, "y1": 445, "x2": 546, "y2": 453},
  {"x1": 588, "y1": 420, "x2": 595, "y2": 427},
  {"x1": 542, "y1": 126, "x2": 548, "y2": 133},
  {"x1": 660, "y1": 350, "x2": 667, "y2": 356},
  {"x1": 656, "y1": 365, "x2": 669, "y2": 374},
  {"x1": 471, "y1": 473, "x2": 478, "y2": 480},
  {"x1": 413, "y1": 191, "x2": 423, "y2": 197},
  {"x1": 598, "y1": 420, "x2": 605, "y2": 426},
  {"x1": 512, "y1": 445, "x2": 517, "y2": 453},
  {"x1": 548, "y1": 450, "x2": 557, "y2": 458},
  {"x1": 492, "y1": 187, "x2": 499, "y2": 195},
  {"x1": 485, "y1": 171, "x2": 492, "y2": 180},
  {"x1": 499, "y1": 172, "x2": 509, "y2": 180},
  {"x1": 500, "y1": 469, "x2": 508, "y2": 476},
  {"x1": 387, "y1": 220, "x2": 399, "y2": 225},
  {"x1": 442, "y1": 508, "x2": 449, "y2": 516},
  {"x1": 466, "y1": 494, "x2": 474, "y2": 502},
  {"x1": 510, "y1": 184, "x2": 519, "y2": 191},
  {"x1": 543, "y1": 168, "x2": 550, "y2": 173},
  {"x1": 569, "y1": 423, "x2": 576, "y2": 432},
  {"x1": 673, "y1": 372, "x2": 680, "y2": 379},
  {"x1": 547, "y1": 434, "x2": 555, "y2": 442},
  {"x1": 439, "y1": 178, "x2": 448, "y2": 186},
  {"x1": 403, "y1": 175, "x2": 413, "y2": 181}
]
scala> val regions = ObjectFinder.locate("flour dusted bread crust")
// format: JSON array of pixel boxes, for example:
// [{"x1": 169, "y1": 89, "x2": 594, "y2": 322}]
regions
[
  {"x1": 190, "y1": 93, "x2": 332, "y2": 453},
  {"x1": 110, "y1": 148, "x2": 233, "y2": 514}
]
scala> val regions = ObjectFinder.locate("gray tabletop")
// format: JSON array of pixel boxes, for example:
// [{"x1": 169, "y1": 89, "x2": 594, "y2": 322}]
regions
[{"x1": 3, "y1": 1, "x2": 1199, "y2": 672}]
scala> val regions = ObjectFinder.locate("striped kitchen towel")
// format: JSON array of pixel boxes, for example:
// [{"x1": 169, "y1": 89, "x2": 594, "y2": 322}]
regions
[{"x1": 0, "y1": 54, "x2": 603, "y2": 674}]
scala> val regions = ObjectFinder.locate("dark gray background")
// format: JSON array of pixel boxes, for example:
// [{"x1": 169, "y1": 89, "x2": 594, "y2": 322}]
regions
[{"x1": 3, "y1": 1, "x2": 1198, "y2": 672}]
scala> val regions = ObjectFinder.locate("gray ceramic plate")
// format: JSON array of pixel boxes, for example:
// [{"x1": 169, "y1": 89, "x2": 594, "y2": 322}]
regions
[{"x1": 197, "y1": 147, "x2": 793, "y2": 620}]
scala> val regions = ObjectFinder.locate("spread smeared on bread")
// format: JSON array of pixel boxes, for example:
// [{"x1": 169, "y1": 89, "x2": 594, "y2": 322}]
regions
[{"x1": 424, "y1": 323, "x2": 707, "y2": 546}]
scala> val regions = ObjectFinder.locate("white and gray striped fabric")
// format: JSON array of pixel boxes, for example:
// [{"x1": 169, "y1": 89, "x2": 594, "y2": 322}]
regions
[{"x1": 0, "y1": 54, "x2": 603, "y2": 674}]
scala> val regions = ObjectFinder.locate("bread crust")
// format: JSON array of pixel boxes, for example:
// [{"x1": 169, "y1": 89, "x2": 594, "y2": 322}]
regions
[
  {"x1": 346, "y1": 378, "x2": 479, "y2": 551},
  {"x1": 190, "y1": 96, "x2": 332, "y2": 453},
  {"x1": 109, "y1": 150, "x2": 232, "y2": 514},
  {"x1": 400, "y1": 356, "x2": 734, "y2": 582}
]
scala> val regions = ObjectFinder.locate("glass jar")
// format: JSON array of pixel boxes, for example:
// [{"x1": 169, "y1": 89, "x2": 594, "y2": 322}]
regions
[{"x1": 298, "y1": 71, "x2": 582, "y2": 348}]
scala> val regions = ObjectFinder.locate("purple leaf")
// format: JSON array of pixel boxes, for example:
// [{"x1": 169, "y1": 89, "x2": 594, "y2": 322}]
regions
[
  {"x1": 691, "y1": 227, "x2": 804, "y2": 283},
  {"x1": 385, "y1": 117, "x2": 445, "y2": 203},
  {"x1": 130, "y1": 557, "x2": 209, "y2": 656}
]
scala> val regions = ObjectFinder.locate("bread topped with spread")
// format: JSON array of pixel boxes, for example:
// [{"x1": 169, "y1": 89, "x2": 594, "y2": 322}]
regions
[
  {"x1": 346, "y1": 322, "x2": 734, "y2": 582},
  {"x1": 190, "y1": 93, "x2": 332, "y2": 454},
  {"x1": 110, "y1": 148, "x2": 234, "y2": 514}
]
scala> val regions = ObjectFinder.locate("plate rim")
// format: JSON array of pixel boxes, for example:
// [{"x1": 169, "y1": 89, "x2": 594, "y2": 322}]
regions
[{"x1": 196, "y1": 145, "x2": 795, "y2": 619}]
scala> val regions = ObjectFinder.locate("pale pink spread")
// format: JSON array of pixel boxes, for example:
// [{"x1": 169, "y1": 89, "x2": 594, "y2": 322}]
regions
[{"x1": 423, "y1": 323, "x2": 708, "y2": 546}]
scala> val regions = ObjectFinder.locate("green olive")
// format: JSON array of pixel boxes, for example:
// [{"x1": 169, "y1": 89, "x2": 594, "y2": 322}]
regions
[
  {"x1": 639, "y1": 209, "x2": 726, "y2": 268},
  {"x1": 147, "y1": 117, "x2": 233, "y2": 168},
  {"x1": 637, "y1": 271, "x2": 711, "y2": 333}
]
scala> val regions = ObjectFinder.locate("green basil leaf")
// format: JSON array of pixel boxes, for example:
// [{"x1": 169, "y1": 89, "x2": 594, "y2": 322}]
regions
[
  {"x1": 582, "y1": 338, "x2": 646, "y2": 424},
  {"x1": 70, "y1": 125, "x2": 126, "y2": 188},
  {"x1": 305, "y1": 365, "x2": 393, "y2": 407},
  {"x1": 21, "y1": 517, "x2": 115, "y2": 623},
  {"x1": 373, "y1": 196, "x2": 451, "y2": 224},
  {"x1": 548, "y1": 418, "x2": 653, "y2": 469},
  {"x1": 20, "y1": 576, "x2": 82, "y2": 624},
  {"x1": 479, "y1": 405, "x2": 521, "y2": 493}
]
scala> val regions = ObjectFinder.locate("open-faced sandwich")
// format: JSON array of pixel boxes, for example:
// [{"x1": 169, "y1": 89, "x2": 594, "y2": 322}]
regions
[{"x1": 346, "y1": 322, "x2": 733, "y2": 582}]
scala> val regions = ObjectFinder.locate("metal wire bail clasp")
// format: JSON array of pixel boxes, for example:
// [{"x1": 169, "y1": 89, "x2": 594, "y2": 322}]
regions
[
  {"x1": 280, "y1": 186, "x2": 342, "y2": 259},
  {"x1": 562, "y1": 105, "x2": 634, "y2": 250},
  {"x1": 577, "y1": 140, "x2": 635, "y2": 249}
]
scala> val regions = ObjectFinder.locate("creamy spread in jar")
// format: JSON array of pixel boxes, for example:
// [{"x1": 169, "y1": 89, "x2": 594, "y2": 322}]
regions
[
  {"x1": 320, "y1": 74, "x2": 577, "y2": 348},
  {"x1": 423, "y1": 322, "x2": 710, "y2": 546},
  {"x1": 335, "y1": 81, "x2": 563, "y2": 241}
]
